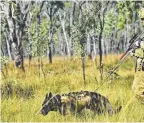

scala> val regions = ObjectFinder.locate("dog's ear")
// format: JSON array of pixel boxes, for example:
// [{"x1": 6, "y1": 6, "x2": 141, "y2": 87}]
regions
[
  {"x1": 46, "y1": 93, "x2": 49, "y2": 99},
  {"x1": 49, "y1": 92, "x2": 52, "y2": 98}
]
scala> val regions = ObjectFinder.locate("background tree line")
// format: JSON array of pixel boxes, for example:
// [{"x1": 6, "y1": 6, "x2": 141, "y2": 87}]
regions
[{"x1": 1, "y1": 0, "x2": 144, "y2": 80}]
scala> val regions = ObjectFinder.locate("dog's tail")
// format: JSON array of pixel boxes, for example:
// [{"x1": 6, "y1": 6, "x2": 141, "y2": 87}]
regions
[
  {"x1": 107, "y1": 105, "x2": 122, "y2": 115},
  {"x1": 113, "y1": 106, "x2": 122, "y2": 114}
]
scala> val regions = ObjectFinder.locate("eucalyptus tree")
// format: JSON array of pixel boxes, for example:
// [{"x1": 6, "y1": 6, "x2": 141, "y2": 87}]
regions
[
  {"x1": 1, "y1": 0, "x2": 34, "y2": 71},
  {"x1": 71, "y1": 1, "x2": 105, "y2": 82},
  {"x1": 82, "y1": 1, "x2": 111, "y2": 80},
  {"x1": 41, "y1": 1, "x2": 64, "y2": 64},
  {"x1": 25, "y1": 1, "x2": 45, "y2": 66},
  {"x1": 98, "y1": 1, "x2": 111, "y2": 80},
  {"x1": 1, "y1": 25, "x2": 12, "y2": 60},
  {"x1": 58, "y1": 2, "x2": 76, "y2": 58},
  {"x1": 71, "y1": 1, "x2": 90, "y2": 84}
]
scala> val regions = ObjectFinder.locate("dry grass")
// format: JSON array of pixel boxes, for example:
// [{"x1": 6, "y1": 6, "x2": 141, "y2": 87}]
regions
[{"x1": 1, "y1": 55, "x2": 144, "y2": 122}]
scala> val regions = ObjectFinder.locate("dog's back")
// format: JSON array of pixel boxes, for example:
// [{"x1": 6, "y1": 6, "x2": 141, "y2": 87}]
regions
[{"x1": 61, "y1": 90, "x2": 122, "y2": 115}]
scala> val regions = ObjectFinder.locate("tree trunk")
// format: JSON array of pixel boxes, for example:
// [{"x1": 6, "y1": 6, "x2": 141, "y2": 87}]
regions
[
  {"x1": 98, "y1": 11, "x2": 104, "y2": 80},
  {"x1": 61, "y1": 21, "x2": 71, "y2": 58},
  {"x1": 82, "y1": 56, "x2": 86, "y2": 84},
  {"x1": 87, "y1": 35, "x2": 93, "y2": 59},
  {"x1": 93, "y1": 36, "x2": 97, "y2": 63},
  {"x1": 11, "y1": 41, "x2": 25, "y2": 72},
  {"x1": 48, "y1": 16, "x2": 53, "y2": 64},
  {"x1": 48, "y1": 42, "x2": 52, "y2": 64},
  {"x1": 27, "y1": 31, "x2": 32, "y2": 67},
  {"x1": 99, "y1": 31, "x2": 103, "y2": 80},
  {"x1": 81, "y1": 43, "x2": 86, "y2": 85},
  {"x1": 3, "y1": 32, "x2": 12, "y2": 60}
]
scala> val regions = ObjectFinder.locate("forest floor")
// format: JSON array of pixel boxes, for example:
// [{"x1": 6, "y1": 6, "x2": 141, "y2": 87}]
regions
[{"x1": 1, "y1": 55, "x2": 144, "y2": 122}]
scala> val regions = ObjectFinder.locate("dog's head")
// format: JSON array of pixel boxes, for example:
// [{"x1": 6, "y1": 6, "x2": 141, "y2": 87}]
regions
[{"x1": 41, "y1": 92, "x2": 61, "y2": 116}]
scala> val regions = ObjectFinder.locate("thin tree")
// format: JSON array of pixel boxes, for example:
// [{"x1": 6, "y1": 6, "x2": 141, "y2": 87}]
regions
[
  {"x1": 1, "y1": 1, "x2": 34, "y2": 71},
  {"x1": 41, "y1": 1, "x2": 64, "y2": 64},
  {"x1": 98, "y1": 1, "x2": 109, "y2": 80}
]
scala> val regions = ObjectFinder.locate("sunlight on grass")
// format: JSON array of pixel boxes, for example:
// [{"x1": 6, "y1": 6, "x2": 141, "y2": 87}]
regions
[{"x1": 1, "y1": 55, "x2": 144, "y2": 122}]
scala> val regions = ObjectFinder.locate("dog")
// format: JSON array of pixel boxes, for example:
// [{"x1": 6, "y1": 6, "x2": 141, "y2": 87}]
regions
[{"x1": 40, "y1": 90, "x2": 122, "y2": 116}]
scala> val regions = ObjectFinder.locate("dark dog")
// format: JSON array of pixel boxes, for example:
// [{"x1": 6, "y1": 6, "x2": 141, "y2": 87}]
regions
[{"x1": 40, "y1": 91, "x2": 122, "y2": 116}]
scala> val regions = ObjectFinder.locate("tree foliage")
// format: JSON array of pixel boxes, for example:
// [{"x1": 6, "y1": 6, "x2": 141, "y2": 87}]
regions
[{"x1": 1, "y1": 0, "x2": 144, "y2": 78}]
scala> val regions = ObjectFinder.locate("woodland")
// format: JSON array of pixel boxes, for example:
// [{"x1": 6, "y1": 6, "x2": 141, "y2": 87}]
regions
[{"x1": 1, "y1": 0, "x2": 144, "y2": 122}]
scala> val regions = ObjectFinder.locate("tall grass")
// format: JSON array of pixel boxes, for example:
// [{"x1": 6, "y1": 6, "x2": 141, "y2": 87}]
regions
[{"x1": 1, "y1": 55, "x2": 144, "y2": 122}]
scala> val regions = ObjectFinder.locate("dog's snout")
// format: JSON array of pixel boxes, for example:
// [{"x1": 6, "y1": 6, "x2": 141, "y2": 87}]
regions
[
  {"x1": 40, "y1": 109, "x2": 44, "y2": 114},
  {"x1": 40, "y1": 109, "x2": 47, "y2": 116}
]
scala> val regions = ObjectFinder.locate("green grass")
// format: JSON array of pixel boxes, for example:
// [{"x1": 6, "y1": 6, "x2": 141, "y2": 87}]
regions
[{"x1": 1, "y1": 55, "x2": 144, "y2": 122}]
